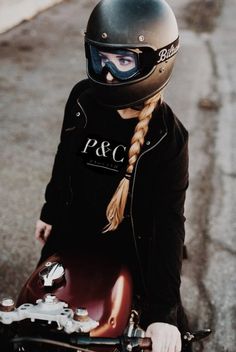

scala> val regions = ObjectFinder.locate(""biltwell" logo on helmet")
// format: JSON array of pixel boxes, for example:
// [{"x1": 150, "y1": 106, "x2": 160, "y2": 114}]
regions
[{"x1": 156, "y1": 37, "x2": 179, "y2": 64}]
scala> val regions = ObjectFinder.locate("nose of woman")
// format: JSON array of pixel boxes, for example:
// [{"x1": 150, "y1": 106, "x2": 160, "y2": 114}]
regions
[{"x1": 106, "y1": 71, "x2": 115, "y2": 82}]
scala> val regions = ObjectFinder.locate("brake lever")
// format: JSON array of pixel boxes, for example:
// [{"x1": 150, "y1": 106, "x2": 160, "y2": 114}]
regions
[{"x1": 183, "y1": 329, "x2": 212, "y2": 342}]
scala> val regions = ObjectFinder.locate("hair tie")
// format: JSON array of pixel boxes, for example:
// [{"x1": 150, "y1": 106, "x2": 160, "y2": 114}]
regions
[{"x1": 124, "y1": 172, "x2": 132, "y2": 180}]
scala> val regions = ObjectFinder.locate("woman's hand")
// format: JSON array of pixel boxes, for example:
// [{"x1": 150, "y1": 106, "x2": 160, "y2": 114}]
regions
[
  {"x1": 146, "y1": 322, "x2": 181, "y2": 352},
  {"x1": 35, "y1": 219, "x2": 52, "y2": 245}
]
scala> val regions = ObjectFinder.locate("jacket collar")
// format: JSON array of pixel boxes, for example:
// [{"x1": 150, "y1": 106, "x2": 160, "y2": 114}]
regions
[{"x1": 76, "y1": 96, "x2": 168, "y2": 153}]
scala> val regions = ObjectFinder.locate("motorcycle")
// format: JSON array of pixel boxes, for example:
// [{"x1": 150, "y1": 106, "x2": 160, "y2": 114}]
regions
[{"x1": 0, "y1": 250, "x2": 211, "y2": 351}]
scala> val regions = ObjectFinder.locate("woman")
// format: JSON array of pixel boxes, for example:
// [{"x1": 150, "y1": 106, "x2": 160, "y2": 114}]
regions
[{"x1": 35, "y1": 0, "x2": 191, "y2": 351}]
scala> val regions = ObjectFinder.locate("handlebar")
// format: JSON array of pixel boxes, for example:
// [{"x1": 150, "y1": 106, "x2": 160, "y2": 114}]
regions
[
  {"x1": 12, "y1": 335, "x2": 152, "y2": 352},
  {"x1": 11, "y1": 330, "x2": 211, "y2": 352}
]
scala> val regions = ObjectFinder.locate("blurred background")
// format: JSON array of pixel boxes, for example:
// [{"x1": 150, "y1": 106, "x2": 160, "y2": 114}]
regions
[{"x1": 0, "y1": 0, "x2": 235, "y2": 351}]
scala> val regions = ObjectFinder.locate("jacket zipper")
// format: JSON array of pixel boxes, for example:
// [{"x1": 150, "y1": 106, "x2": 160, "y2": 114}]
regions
[{"x1": 130, "y1": 121, "x2": 168, "y2": 298}]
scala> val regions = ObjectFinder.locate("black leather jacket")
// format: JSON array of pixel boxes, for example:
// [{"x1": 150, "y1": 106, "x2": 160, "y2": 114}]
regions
[{"x1": 40, "y1": 80, "x2": 189, "y2": 332}]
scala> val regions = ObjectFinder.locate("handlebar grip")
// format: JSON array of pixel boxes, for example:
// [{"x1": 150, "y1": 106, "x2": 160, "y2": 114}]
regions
[{"x1": 137, "y1": 337, "x2": 152, "y2": 349}]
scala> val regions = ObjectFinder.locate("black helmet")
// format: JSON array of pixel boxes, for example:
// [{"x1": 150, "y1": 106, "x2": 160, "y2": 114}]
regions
[{"x1": 85, "y1": 0, "x2": 179, "y2": 108}]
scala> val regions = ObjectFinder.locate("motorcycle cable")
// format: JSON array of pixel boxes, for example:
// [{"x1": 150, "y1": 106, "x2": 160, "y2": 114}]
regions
[{"x1": 12, "y1": 336, "x2": 95, "y2": 352}]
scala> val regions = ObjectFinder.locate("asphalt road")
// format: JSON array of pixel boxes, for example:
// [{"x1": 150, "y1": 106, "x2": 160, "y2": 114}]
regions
[{"x1": 0, "y1": 0, "x2": 235, "y2": 351}]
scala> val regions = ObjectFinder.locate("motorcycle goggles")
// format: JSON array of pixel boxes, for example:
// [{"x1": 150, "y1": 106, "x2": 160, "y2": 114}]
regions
[
  {"x1": 87, "y1": 45, "x2": 141, "y2": 81},
  {"x1": 86, "y1": 38, "x2": 179, "y2": 83}
]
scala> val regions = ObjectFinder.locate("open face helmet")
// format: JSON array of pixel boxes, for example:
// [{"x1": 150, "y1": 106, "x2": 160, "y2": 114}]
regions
[{"x1": 85, "y1": 0, "x2": 179, "y2": 108}]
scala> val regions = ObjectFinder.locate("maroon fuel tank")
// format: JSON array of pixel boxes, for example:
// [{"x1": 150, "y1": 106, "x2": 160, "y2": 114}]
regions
[{"x1": 17, "y1": 250, "x2": 133, "y2": 337}]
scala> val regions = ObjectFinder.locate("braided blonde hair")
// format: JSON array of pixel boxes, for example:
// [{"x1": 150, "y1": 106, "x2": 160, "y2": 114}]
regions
[{"x1": 103, "y1": 91, "x2": 163, "y2": 233}]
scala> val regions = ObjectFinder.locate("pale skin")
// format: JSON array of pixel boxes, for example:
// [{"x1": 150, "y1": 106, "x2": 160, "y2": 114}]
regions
[
  {"x1": 35, "y1": 51, "x2": 182, "y2": 352},
  {"x1": 99, "y1": 50, "x2": 137, "y2": 72}
]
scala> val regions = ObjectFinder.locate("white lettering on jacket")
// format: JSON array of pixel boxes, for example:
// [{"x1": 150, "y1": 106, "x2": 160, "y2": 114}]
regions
[
  {"x1": 81, "y1": 137, "x2": 126, "y2": 163},
  {"x1": 96, "y1": 141, "x2": 111, "y2": 157},
  {"x1": 81, "y1": 138, "x2": 97, "y2": 153},
  {"x1": 113, "y1": 145, "x2": 126, "y2": 162}
]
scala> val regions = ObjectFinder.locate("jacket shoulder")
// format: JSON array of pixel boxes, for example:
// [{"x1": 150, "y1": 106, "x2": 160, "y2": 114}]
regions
[
  {"x1": 66, "y1": 79, "x2": 91, "y2": 104},
  {"x1": 60, "y1": 79, "x2": 90, "y2": 134}
]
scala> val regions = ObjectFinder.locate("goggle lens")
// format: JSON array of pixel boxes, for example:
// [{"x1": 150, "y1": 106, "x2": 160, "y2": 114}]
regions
[{"x1": 88, "y1": 45, "x2": 141, "y2": 81}]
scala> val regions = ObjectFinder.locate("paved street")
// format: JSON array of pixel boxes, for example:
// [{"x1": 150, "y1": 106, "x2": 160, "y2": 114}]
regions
[{"x1": 0, "y1": 0, "x2": 235, "y2": 351}]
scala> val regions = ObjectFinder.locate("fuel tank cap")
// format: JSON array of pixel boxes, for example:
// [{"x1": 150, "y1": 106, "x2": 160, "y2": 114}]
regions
[{"x1": 39, "y1": 261, "x2": 65, "y2": 287}]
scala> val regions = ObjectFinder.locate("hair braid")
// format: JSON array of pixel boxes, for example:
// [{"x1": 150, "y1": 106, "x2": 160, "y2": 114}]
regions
[{"x1": 103, "y1": 92, "x2": 163, "y2": 233}]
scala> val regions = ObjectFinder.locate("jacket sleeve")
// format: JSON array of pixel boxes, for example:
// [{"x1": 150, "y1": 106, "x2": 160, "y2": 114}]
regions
[
  {"x1": 142, "y1": 120, "x2": 189, "y2": 328},
  {"x1": 40, "y1": 79, "x2": 89, "y2": 224}
]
